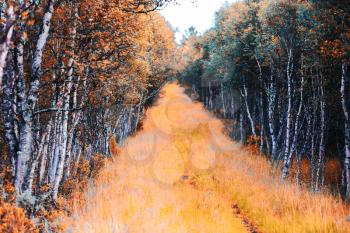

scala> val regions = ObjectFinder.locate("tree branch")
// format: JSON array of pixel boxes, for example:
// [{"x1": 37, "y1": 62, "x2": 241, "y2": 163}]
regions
[{"x1": 34, "y1": 107, "x2": 84, "y2": 115}]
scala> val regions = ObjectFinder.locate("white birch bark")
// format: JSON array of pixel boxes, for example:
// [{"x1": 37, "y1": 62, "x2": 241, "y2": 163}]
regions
[
  {"x1": 39, "y1": 123, "x2": 52, "y2": 184},
  {"x1": 14, "y1": 0, "x2": 56, "y2": 195},
  {"x1": 310, "y1": 79, "x2": 318, "y2": 192},
  {"x1": 220, "y1": 82, "x2": 226, "y2": 118},
  {"x1": 28, "y1": 131, "x2": 48, "y2": 193},
  {"x1": 53, "y1": 5, "x2": 78, "y2": 200},
  {"x1": 0, "y1": 5, "x2": 15, "y2": 87},
  {"x1": 282, "y1": 47, "x2": 294, "y2": 180},
  {"x1": 283, "y1": 54, "x2": 304, "y2": 179},
  {"x1": 341, "y1": 60, "x2": 350, "y2": 200},
  {"x1": 255, "y1": 56, "x2": 264, "y2": 153},
  {"x1": 65, "y1": 72, "x2": 87, "y2": 180},
  {"x1": 316, "y1": 72, "x2": 325, "y2": 192},
  {"x1": 259, "y1": 94, "x2": 264, "y2": 154},
  {"x1": 240, "y1": 80, "x2": 256, "y2": 138},
  {"x1": 267, "y1": 62, "x2": 277, "y2": 161},
  {"x1": 240, "y1": 110, "x2": 245, "y2": 144},
  {"x1": 2, "y1": 58, "x2": 18, "y2": 176},
  {"x1": 49, "y1": 101, "x2": 62, "y2": 184}
]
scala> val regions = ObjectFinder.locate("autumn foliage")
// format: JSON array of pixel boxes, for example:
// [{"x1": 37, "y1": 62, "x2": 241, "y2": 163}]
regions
[
  {"x1": 178, "y1": 0, "x2": 350, "y2": 200},
  {"x1": 1, "y1": 0, "x2": 175, "y2": 231},
  {"x1": 0, "y1": 202, "x2": 38, "y2": 233}
]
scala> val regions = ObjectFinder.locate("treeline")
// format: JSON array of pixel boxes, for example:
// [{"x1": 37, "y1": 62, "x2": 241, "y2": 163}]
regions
[
  {"x1": 0, "y1": 0, "x2": 175, "y2": 225},
  {"x1": 178, "y1": 0, "x2": 350, "y2": 200}
]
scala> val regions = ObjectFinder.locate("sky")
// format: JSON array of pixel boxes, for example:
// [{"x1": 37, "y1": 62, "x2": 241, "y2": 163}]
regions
[{"x1": 160, "y1": 0, "x2": 237, "y2": 42}]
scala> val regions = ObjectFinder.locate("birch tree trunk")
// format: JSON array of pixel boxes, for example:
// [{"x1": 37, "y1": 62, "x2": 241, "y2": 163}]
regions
[
  {"x1": 267, "y1": 63, "x2": 277, "y2": 162},
  {"x1": 0, "y1": 5, "x2": 15, "y2": 87},
  {"x1": 2, "y1": 61, "x2": 18, "y2": 176},
  {"x1": 240, "y1": 80, "x2": 256, "y2": 138},
  {"x1": 221, "y1": 82, "x2": 226, "y2": 118},
  {"x1": 315, "y1": 72, "x2": 325, "y2": 192},
  {"x1": 255, "y1": 56, "x2": 264, "y2": 153},
  {"x1": 258, "y1": 93, "x2": 264, "y2": 154},
  {"x1": 290, "y1": 56, "x2": 304, "y2": 158},
  {"x1": 310, "y1": 79, "x2": 319, "y2": 192},
  {"x1": 14, "y1": 0, "x2": 56, "y2": 195},
  {"x1": 282, "y1": 47, "x2": 294, "y2": 180},
  {"x1": 39, "y1": 123, "x2": 52, "y2": 184},
  {"x1": 28, "y1": 131, "x2": 48, "y2": 193},
  {"x1": 209, "y1": 82, "x2": 213, "y2": 110},
  {"x1": 53, "y1": 4, "x2": 78, "y2": 200},
  {"x1": 240, "y1": 110, "x2": 245, "y2": 144},
  {"x1": 65, "y1": 72, "x2": 88, "y2": 180},
  {"x1": 298, "y1": 108, "x2": 311, "y2": 184},
  {"x1": 341, "y1": 60, "x2": 350, "y2": 201},
  {"x1": 49, "y1": 99, "x2": 63, "y2": 184},
  {"x1": 282, "y1": 54, "x2": 304, "y2": 179}
]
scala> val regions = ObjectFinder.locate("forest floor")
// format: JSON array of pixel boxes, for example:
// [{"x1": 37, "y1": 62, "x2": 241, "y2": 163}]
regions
[{"x1": 62, "y1": 83, "x2": 350, "y2": 233}]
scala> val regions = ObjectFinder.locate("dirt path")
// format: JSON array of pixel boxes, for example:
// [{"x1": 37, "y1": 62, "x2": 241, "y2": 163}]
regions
[{"x1": 64, "y1": 83, "x2": 257, "y2": 233}]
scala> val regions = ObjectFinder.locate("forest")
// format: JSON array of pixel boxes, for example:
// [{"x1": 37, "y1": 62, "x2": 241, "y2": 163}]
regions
[
  {"x1": 0, "y1": 0, "x2": 176, "y2": 231},
  {"x1": 0, "y1": 0, "x2": 349, "y2": 232},
  {"x1": 179, "y1": 0, "x2": 350, "y2": 197}
]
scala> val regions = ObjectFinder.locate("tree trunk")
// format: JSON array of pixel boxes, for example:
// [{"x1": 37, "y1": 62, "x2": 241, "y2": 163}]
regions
[
  {"x1": 240, "y1": 80, "x2": 256, "y2": 138},
  {"x1": 267, "y1": 63, "x2": 277, "y2": 162},
  {"x1": 209, "y1": 82, "x2": 213, "y2": 110},
  {"x1": 341, "y1": 60, "x2": 350, "y2": 201},
  {"x1": 282, "y1": 47, "x2": 294, "y2": 180},
  {"x1": 49, "y1": 101, "x2": 62, "y2": 184},
  {"x1": 2, "y1": 64, "x2": 18, "y2": 176},
  {"x1": 0, "y1": 5, "x2": 15, "y2": 87},
  {"x1": 39, "y1": 123, "x2": 52, "y2": 184},
  {"x1": 14, "y1": 0, "x2": 56, "y2": 195},
  {"x1": 259, "y1": 93, "x2": 264, "y2": 154},
  {"x1": 221, "y1": 82, "x2": 226, "y2": 118},
  {"x1": 256, "y1": 56, "x2": 264, "y2": 154},
  {"x1": 53, "y1": 4, "x2": 78, "y2": 200},
  {"x1": 65, "y1": 72, "x2": 87, "y2": 180},
  {"x1": 310, "y1": 81, "x2": 319, "y2": 192},
  {"x1": 283, "y1": 54, "x2": 304, "y2": 180},
  {"x1": 28, "y1": 131, "x2": 48, "y2": 193},
  {"x1": 15, "y1": 117, "x2": 33, "y2": 194},
  {"x1": 316, "y1": 71, "x2": 326, "y2": 192},
  {"x1": 240, "y1": 110, "x2": 245, "y2": 144}
]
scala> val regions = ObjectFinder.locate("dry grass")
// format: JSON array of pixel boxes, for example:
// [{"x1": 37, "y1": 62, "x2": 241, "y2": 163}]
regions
[
  {"x1": 62, "y1": 83, "x2": 350, "y2": 233},
  {"x1": 288, "y1": 157, "x2": 343, "y2": 193},
  {"x1": 215, "y1": 150, "x2": 349, "y2": 233}
]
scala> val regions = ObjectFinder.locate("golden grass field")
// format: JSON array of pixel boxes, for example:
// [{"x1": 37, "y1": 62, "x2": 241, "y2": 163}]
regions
[{"x1": 63, "y1": 83, "x2": 350, "y2": 233}]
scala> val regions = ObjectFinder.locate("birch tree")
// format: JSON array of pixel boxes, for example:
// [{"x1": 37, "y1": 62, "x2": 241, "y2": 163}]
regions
[{"x1": 177, "y1": 0, "x2": 349, "y2": 197}]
